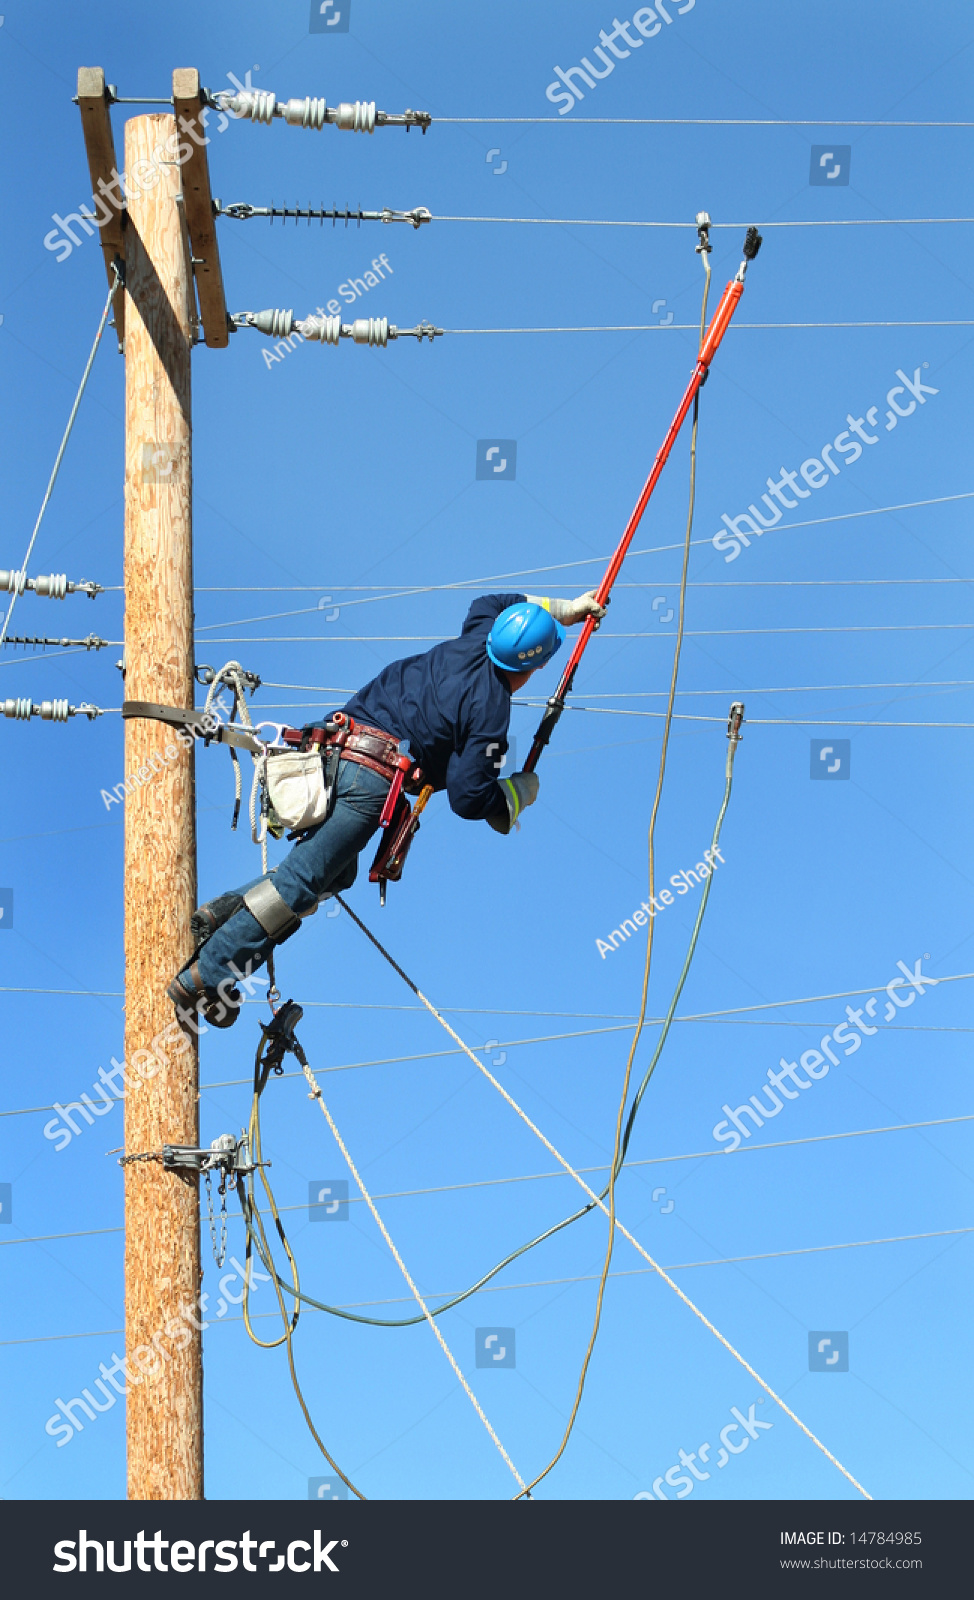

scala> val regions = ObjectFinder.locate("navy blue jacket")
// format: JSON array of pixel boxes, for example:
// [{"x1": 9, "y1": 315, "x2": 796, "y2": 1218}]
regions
[{"x1": 342, "y1": 593, "x2": 526, "y2": 824}]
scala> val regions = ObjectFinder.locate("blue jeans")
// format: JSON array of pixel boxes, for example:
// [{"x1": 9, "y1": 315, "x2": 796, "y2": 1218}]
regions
[{"x1": 194, "y1": 760, "x2": 390, "y2": 992}]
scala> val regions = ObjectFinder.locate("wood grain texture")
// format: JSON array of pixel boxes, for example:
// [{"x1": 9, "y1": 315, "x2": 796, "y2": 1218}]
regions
[
  {"x1": 123, "y1": 114, "x2": 201, "y2": 1502},
  {"x1": 172, "y1": 68, "x2": 229, "y2": 349},
  {"x1": 76, "y1": 67, "x2": 126, "y2": 351}
]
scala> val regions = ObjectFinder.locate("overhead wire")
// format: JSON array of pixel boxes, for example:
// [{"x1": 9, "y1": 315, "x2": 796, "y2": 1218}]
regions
[
  {"x1": 434, "y1": 214, "x2": 974, "y2": 229},
  {"x1": 436, "y1": 117, "x2": 974, "y2": 127},
  {"x1": 188, "y1": 492, "x2": 974, "y2": 597},
  {"x1": 0, "y1": 264, "x2": 122, "y2": 649},
  {"x1": 6, "y1": 1224, "x2": 972, "y2": 1348},
  {"x1": 445, "y1": 319, "x2": 974, "y2": 333}
]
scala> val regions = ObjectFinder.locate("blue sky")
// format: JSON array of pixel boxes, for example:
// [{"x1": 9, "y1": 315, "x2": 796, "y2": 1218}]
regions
[{"x1": 1, "y1": 0, "x2": 972, "y2": 1502}]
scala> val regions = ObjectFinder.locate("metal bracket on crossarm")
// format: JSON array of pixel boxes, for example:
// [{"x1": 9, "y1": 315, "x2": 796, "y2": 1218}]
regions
[{"x1": 162, "y1": 1133, "x2": 261, "y2": 1179}]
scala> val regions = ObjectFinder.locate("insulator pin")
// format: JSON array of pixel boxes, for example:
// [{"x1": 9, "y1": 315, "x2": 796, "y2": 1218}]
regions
[{"x1": 282, "y1": 96, "x2": 328, "y2": 130}]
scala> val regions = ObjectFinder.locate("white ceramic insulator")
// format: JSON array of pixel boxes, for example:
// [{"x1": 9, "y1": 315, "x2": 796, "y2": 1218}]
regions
[
  {"x1": 250, "y1": 308, "x2": 295, "y2": 338},
  {"x1": 347, "y1": 318, "x2": 389, "y2": 347},
  {"x1": 299, "y1": 315, "x2": 342, "y2": 346},
  {"x1": 231, "y1": 89, "x2": 277, "y2": 124},
  {"x1": 39, "y1": 700, "x2": 70, "y2": 722},
  {"x1": 3, "y1": 698, "x2": 32, "y2": 720},
  {"x1": 282, "y1": 96, "x2": 328, "y2": 130},
  {"x1": 33, "y1": 573, "x2": 68, "y2": 600},
  {"x1": 0, "y1": 570, "x2": 27, "y2": 595},
  {"x1": 334, "y1": 100, "x2": 376, "y2": 134}
]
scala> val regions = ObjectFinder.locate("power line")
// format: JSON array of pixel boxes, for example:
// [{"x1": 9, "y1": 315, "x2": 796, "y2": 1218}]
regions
[
  {"x1": 446, "y1": 319, "x2": 974, "y2": 334},
  {"x1": 185, "y1": 622, "x2": 974, "y2": 646},
  {"x1": 0, "y1": 269, "x2": 122, "y2": 649},
  {"x1": 436, "y1": 117, "x2": 974, "y2": 128},
  {"x1": 436, "y1": 214, "x2": 974, "y2": 229},
  {"x1": 187, "y1": 492, "x2": 974, "y2": 597},
  {"x1": 2, "y1": 968, "x2": 970, "y2": 1028},
  {"x1": 5, "y1": 1223, "x2": 969, "y2": 1344},
  {"x1": 193, "y1": 579, "x2": 974, "y2": 639},
  {"x1": 533, "y1": 703, "x2": 974, "y2": 730}
]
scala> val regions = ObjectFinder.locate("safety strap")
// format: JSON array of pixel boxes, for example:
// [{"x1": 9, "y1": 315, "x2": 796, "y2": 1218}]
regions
[
  {"x1": 243, "y1": 879, "x2": 302, "y2": 940},
  {"x1": 121, "y1": 699, "x2": 265, "y2": 754}
]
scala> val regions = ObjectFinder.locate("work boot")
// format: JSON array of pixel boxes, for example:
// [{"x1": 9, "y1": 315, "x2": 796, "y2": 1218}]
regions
[
  {"x1": 168, "y1": 960, "x2": 241, "y2": 1030},
  {"x1": 189, "y1": 891, "x2": 245, "y2": 959}
]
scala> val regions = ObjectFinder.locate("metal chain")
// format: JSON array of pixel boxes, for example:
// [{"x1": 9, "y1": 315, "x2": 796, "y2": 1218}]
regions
[{"x1": 204, "y1": 1170, "x2": 228, "y2": 1268}]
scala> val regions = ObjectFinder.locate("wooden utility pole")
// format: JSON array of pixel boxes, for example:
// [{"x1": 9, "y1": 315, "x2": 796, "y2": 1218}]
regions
[{"x1": 122, "y1": 110, "x2": 201, "y2": 1500}]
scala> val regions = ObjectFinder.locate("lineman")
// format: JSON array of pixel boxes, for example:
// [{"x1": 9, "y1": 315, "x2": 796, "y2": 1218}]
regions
[{"x1": 169, "y1": 591, "x2": 605, "y2": 1028}]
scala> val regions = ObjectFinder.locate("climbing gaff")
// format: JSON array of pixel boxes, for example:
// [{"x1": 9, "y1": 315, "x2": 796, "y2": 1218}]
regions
[{"x1": 523, "y1": 225, "x2": 763, "y2": 775}]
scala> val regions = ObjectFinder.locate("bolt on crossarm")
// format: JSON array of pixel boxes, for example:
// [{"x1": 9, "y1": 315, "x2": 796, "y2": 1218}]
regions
[{"x1": 523, "y1": 224, "x2": 763, "y2": 774}]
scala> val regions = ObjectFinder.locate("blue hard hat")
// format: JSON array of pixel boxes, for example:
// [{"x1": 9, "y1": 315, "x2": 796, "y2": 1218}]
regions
[{"x1": 486, "y1": 602, "x2": 564, "y2": 673}]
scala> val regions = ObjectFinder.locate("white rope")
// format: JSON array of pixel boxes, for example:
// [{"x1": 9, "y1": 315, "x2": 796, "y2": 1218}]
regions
[
  {"x1": 204, "y1": 661, "x2": 268, "y2": 872},
  {"x1": 299, "y1": 1053, "x2": 528, "y2": 1495},
  {"x1": 335, "y1": 897, "x2": 873, "y2": 1500},
  {"x1": 0, "y1": 268, "x2": 122, "y2": 648}
]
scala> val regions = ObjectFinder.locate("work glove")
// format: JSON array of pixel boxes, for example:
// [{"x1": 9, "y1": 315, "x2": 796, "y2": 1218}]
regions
[
  {"x1": 487, "y1": 771, "x2": 540, "y2": 834},
  {"x1": 528, "y1": 591, "x2": 608, "y2": 626}
]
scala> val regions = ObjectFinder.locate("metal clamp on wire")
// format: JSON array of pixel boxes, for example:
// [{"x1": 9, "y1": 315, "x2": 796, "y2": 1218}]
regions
[{"x1": 727, "y1": 701, "x2": 745, "y2": 742}]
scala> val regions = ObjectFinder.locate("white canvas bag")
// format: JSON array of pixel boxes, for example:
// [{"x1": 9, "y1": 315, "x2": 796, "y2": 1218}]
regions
[{"x1": 264, "y1": 748, "x2": 332, "y2": 831}]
